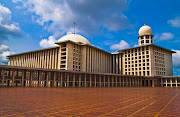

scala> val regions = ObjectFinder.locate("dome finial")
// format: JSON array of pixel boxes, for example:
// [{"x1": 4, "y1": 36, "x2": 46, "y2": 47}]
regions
[
  {"x1": 73, "y1": 21, "x2": 76, "y2": 34},
  {"x1": 144, "y1": 20, "x2": 146, "y2": 26}
]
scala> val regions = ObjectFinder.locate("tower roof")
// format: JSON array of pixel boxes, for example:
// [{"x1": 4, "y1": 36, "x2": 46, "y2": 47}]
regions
[
  {"x1": 56, "y1": 34, "x2": 91, "y2": 45},
  {"x1": 139, "y1": 24, "x2": 152, "y2": 36}
]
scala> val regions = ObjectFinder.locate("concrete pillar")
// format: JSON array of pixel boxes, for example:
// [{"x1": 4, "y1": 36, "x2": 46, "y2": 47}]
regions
[
  {"x1": 53, "y1": 72, "x2": 56, "y2": 87},
  {"x1": 84, "y1": 74, "x2": 86, "y2": 87},
  {"x1": 94, "y1": 74, "x2": 96, "y2": 87},
  {"x1": 126, "y1": 77, "x2": 128, "y2": 87},
  {"x1": 38, "y1": 71, "x2": 41, "y2": 87},
  {"x1": 30, "y1": 71, "x2": 33, "y2": 87},
  {"x1": 132, "y1": 77, "x2": 134, "y2": 87},
  {"x1": 46, "y1": 71, "x2": 49, "y2": 87},
  {"x1": 170, "y1": 78, "x2": 172, "y2": 87},
  {"x1": 99, "y1": 75, "x2": 101, "y2": 87},
  {"x1": 21, "y1": 70, "x2": 24, "y2": 87},
  {"x1": 152, "y1": 80, "x2": 154, "y2": 87},
  {"x1": 12, "y1": 70, "x2": 15, "y2": 87},
  {"x1": 73, "y1": 73, "x2": 75, "y2": 87},
  {"x1": 67, "y1": 73, "x2": 69, "y2": 87},
  {"x1": 166, "y1": 78, "x2": 167, "y2": 87},
  {"x1": 60, "y1": 73, "x2": 63, "y2": 87},
  {"x1": 144, "y1": 79, "x2": 146, "y2": 87},
  {"x1": 123, "y1": 76, "x2": 124, "y2": 87},
  {"x1": 90, "y1": 74, "x2": 92, "y2": 87},
  {"x1": 2, "y1": 69, "x2": 5, "y2": 86},
  {"x1": 140, "y1": 77, "x2": 142, "y2": 86},
  {"x1": 108, "y1": 76, "x2": 110, "y2": 87},
  {"x1": 138, "y1": 78, "x2": 140, "y2": 87},
  {"x1": 129, "y1": 77, "x2": 131, "y2": 87},
  {"x1": 119, "y1": 77, "x2": 121, "y2": 87},
  {"x1": 79, "y1": 74, "x2": 81, "y2": 87},
  {"x1": 148, "y1": 80, "x2": 150, "y2": 87},
  {"x1": 115, "y1": 76, "x2": 117, "y2": 87},
  {"x1": 176, "y1": 78, "x2": 178, "y2": 87},
  {"x1": 161, "y1": 78, "x2": 163, "y2": 87},
  {"x1": 112, "y1": 76, "x2": 114, "y2": 87},
  {"x1": 103, "y1": 75, "x2": 105, "y2": 87}
]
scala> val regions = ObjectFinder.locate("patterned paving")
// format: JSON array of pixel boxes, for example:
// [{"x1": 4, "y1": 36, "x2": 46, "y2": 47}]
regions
[{"x1": 0, "y1": 87, "x2": 179, "y2": 117}]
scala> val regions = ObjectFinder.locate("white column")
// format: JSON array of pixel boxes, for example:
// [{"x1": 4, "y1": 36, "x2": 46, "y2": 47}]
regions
[
  {"x1": 73, "y1": 73, "x2": 75, "y2": 87},
  {"x1": 79, "y1": 74, "x2": 81, "y2": 87},
  {"x1": 115, "y1": 76, "x2": 117, "y2": 87},
  {"x1": 166, "y1": 78, "x2": 167, "y2": 87},
  {"x1": 94, "y1": 74, "x2": 96, "y2": 87},
  {"x1": 99, "y1": 75, "x2": 101, "y2": 87},
  {"x1": 53, "y1": 72, "x2": 56, "y2": 87},
  {"x1": 46, "y1": 72, "x2": 49, "y2": 87},
  {"x1": 67, "y1": 73, "x2": 69, "y2": 87},
  {"x1": 12, "y1": 70, "x2": 15, "y2": 87},
  {"x1": 30, "y1": 71, "x2": 33, "y2": 87},
  {"x1": 38, "y1": 71, "x2": 41, "y2": 87},
  {"x1": 108, "y1": 76, "x2": 110, "y2": 87},
  {"x1": 170, "y1": 78, "x2": 172, "y2": 87},
  {"x1": 176, "y1": 78, "x2": 178, "y2": 87},
  {"x1": 161, "y1": 78, "x2": 163, "y2": 87},
  {"x1": 90, "y1": 74, "x2": 92, "y2": 87},
  {"x1": 84, "y1": 74, "x2": 87, "y2": 87},
  {"x1": 60, "y1": 73, "x2": 63, "y2": 87},
  {"x1": 104, "y1": 75, "x2": 105, "y2": 87},
  {"x1": 21, "y1": 70, "x2": 24, "y2": 87}
]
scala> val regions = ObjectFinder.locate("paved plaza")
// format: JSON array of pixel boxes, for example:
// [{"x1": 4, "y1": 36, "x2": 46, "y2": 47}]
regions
[{"x1": 0, "y1": 87, "x2": 179, "y2": 117}]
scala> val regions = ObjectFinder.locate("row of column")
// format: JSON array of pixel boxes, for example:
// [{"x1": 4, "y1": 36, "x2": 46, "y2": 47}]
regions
[
  {"x1": 0, "y1": 68, "x2": 144, "y2": 87},
  {"x1": 161, "y1": 78, "x2": 179, "y2": 87}
]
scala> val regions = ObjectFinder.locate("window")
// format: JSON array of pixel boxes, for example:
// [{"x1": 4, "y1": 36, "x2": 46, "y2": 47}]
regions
[
  {"x1": 141, "y1": 40, "x2": 144, "y2": 44},
  {"x1": 146, "y1": 35, "x2": 149, "y2": 39},
  {"x1": 146, "y1": 40, "x2": 149, "y2": 43}
]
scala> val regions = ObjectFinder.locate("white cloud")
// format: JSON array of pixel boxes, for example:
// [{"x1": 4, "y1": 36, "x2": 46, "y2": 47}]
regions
[
  {"x1": 110, "y1": 40, "x2": 130, "y2": 50},
  {"x1": 0, "y1": 45, "x2": 9, "y2": 52},
  {"x1": 39, "y1": 36, "x2": 58, "y2": 48},
  {"x1": 13, "y1": 0, "x2": 131, "y2": 37},
  {"x1": 0, "y1": 4, "x2": 20, "y2": 43},
  {"x1": 0, "y1": 45, "x2": 14, "y2": 65},
  {"x1": 155, "y1": 32, "x2": 174, "y2": 41},
  {"x1": 168, "y1": 17, "x2": 180, "y2": 27},
  {"x1": 12, "y1": 0, "x2": 22, "y2": 3},
  {"x1": 172, "y1": 50, "x2": 180, "y2": 68}
]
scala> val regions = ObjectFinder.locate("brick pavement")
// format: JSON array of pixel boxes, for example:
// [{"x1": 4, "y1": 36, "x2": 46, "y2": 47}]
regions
[{"x1": 0, "y1": 87, "x2": 179, "y2": 117}]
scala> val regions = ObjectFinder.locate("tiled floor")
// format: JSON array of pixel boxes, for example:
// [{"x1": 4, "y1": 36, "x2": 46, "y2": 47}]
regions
[{"x1": 0, "y1": 87, "x2": 179, "y2": 117}]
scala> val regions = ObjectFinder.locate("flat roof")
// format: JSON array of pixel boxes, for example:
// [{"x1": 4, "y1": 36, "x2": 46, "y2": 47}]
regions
[
  {"x1": 0, "y1": 65, "x2": 143, "y2": 77},
  {"x1": 117, "y1": 44, "x2": 176, "y2": 53},
  {"x1": 7, "y1": 46, "x2": 59, "y2": 57},
  {"x1": 8, "y1": 40, "x2": 111, "y2": 58}
]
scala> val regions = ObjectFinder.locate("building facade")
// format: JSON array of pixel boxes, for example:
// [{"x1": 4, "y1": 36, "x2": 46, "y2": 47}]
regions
[{"x1": 7, "y1": 24, "x2": 175, "y2": 77}]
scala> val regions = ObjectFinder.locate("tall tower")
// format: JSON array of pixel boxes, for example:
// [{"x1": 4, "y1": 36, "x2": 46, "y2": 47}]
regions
[{"x1": 138, "y1": 24, "x2": 154, "y2": 45}]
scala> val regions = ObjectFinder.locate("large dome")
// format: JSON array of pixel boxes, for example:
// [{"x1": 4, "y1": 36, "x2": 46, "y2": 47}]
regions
[
  {"x1": 56, "y1": 34, "x2": 91, "y2": 45},
  {"x1": 139, "y1": 25, "x2": 152, "y2": 36}
]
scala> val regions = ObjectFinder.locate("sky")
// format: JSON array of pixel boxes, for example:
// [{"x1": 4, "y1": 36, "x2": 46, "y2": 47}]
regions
[{"x1": 0, "y1": 0, "x2": 180, "y2": 75}]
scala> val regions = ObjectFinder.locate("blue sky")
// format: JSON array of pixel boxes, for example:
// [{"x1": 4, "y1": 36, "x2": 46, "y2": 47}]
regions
[{"x1": 0, "y1": 0, "x2": 180, "y2": 75}]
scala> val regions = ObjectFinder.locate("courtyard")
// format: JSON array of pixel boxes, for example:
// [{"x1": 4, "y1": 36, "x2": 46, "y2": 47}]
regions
[{"x1": 0, "y1": 87, "x2": 179, "y2": 117}]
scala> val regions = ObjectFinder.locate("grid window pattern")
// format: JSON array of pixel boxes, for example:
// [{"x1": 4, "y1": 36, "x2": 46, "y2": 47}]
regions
[
  {"x1": 154, "y1": 47, "x2": 165, "y2": 76},
  {"x1": 73, "y1": 44, "x2": 81, "y2": 71},
  {"x1": 123, "y1": 46, "x2": 150, "y2": 76}
]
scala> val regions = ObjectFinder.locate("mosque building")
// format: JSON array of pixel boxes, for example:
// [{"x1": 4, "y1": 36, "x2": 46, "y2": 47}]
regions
[
  {"x1": 7, "y1": 24, "x2": 175, "y2": 77},
  {"x1": 0, "y1": 24, "x2": 179, "y2": 88}
]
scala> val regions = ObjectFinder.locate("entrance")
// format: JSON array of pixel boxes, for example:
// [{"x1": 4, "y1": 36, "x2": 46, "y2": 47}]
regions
[
  {"x1": 146, "y1": 80, "x2": 148, "y2": 86},
  {"x1": 142, "y1": 80, "x2": 144, "y2": 86}
]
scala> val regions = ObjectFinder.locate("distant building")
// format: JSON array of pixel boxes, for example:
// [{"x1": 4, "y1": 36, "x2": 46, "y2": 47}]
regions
[{"x1": 7, "y1": 24, "x2": 175, "y2": 77}]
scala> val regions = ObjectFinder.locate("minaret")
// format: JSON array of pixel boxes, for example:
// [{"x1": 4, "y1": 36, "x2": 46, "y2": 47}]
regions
[{"x1": 138, "y1": 24, "x2": 154, "y2": 45}]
